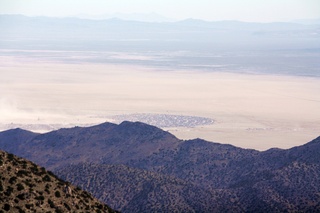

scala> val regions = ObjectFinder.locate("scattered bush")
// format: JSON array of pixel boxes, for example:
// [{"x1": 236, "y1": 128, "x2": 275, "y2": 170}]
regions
[
  {"x1": 17, "y1": 170, "x2": 29, "y2": 177},
  {"x1": 55, "y1": 191, "x2": 61, "y2": 198},
  {"x1": 42, "y1": 175, "x2": 51, "y2": 182},
  {"x1": 48, "y1": 199, "x2": 55, "y2": 208},
  {"x1": 35, "y1": 195, "x2": 45, "y2": 201},
  {"x1": 25, "y1": 204, "x2": 33, "y2": 209},
  {"x1": 64, "y1": 203, "x2": 71, "y2": 211},
  {"x1": 16, "y1": 183, "x2": 25, "y2": 191},
  {"x1": 5, "y1": 186, "x2": 13, "y2": 196},
  {"x1": 3, "y1": 203, "x2": 10, "y2": 211},
  {"x1": 9, "y1": 176, "x2": 17, "y2": 184},
  {"x1": 7, "y1": 154, "x2": 14, "y2": 161}
]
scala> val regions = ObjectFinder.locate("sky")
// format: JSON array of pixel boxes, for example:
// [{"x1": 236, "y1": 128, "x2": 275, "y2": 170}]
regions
[{"x1": 0, "y1": 0, "x2": 319, "y2": 22}]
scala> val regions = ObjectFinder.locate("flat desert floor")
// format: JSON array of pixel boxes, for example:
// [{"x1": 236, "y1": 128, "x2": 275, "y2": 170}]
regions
[{"x1": 1, "y1": 57, "x2": 319, "y2": 150}]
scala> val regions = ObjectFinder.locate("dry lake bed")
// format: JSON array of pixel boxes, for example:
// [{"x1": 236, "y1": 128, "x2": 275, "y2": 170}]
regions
[{"x1": 1, "y1": 57, "x2": 320, "y2": 150}]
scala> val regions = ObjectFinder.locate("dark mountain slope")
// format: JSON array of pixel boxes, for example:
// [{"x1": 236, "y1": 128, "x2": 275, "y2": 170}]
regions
[
  {"x1": 5, "y1": 121, "x2": 181, "y2": 169},
  {"x1": 130, "y1": 138, "x2": 260, "y2": 189},
  {"x1": 55, "y1": 163, "x2": 238, "y2": 212},
  {"x1": 0, "y1": 150, "x2": 117, "y2": 212},
  {"x1": 0, "y1": 128, "x2": 39, "y2": 154}
]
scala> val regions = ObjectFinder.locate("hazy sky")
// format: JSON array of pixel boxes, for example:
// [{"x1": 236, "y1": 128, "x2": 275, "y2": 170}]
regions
[{"x1": 0, "y1": 0, "x2": 319, "y2": 22}]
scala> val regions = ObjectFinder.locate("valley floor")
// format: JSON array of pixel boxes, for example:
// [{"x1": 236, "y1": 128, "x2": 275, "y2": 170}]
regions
[{"x1": 1, "y1": 57, "x2": 319, "y2": 150}]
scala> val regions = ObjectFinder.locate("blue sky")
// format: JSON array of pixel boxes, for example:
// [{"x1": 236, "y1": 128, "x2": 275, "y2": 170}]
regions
[{"x1": 0, "y1": 0, "x2": 319, "y2": 22}]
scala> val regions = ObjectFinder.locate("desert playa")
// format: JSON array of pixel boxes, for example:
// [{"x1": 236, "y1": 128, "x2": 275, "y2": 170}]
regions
[{"x1": 1, "y1": 58, "x2": 319, "y2": 150}]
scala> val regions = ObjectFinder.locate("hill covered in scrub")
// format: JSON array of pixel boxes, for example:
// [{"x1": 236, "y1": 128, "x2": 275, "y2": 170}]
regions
[
  {"x1": 0, "y1": 150, "x2": 117, "y2": 213},
  {"x1": 55, "y1": 163, "x2": 235, "y2": 212},
  {"x1": 0, "y1": 121, "x2": 320, "y2": 212}
]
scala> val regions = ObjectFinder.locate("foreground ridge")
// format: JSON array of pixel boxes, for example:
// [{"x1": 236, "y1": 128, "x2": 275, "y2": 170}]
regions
[{"x1": 0, "y1": 150, "x2": 117, "y2": 213}]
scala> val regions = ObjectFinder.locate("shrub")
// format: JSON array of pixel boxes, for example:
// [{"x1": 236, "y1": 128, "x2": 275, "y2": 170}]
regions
[
  {"x1": 42, "y1": 175, "x2": 51, "y2": 182},
  {"x1": 30, "y1": 165, "x2": 39, "y2": 174},
  {"x1": 35, "y1": 195, "x2": 45, "y2": 201},
  {"x1": 5, "y1": 186, "x2": 13, "y2": 196},
  {"x1": 48, "y1": 199, "x2": 55, "y2": 208},
  {"x1": 16, "y1": 183, "x2": 25, "y2": 191},
  {"x1": 3, "y1": 203, "x2": 10, "y2": 211},
  {"x1": 54, "y1": 191, "x2": 61, "y2": 198},
  {"x1": 25, "y1": 204, "x2": 33, "y2": 209},
  {"x1": 17, "y1": 170, "x2": 30, "y2": 177},
  {"x1": 7, "y1": 153, "x2": 14, "y2": 161},
  {"x1": 17, "y1": 193, "x2": 26, "y2": 200},
  {"x1": 9, "y1": 176, "x2": 17, "y2": 184},
  {"x1": 63, "y1": 203, "x2": 71, "y2": 211},
  {"x1": 55, "y1": 208, "x2": 63, "y2": 213}
]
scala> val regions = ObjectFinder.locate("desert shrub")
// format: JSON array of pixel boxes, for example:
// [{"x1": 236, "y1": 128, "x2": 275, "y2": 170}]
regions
[
  {"x1": 30, "y1": 165, "x2": 39, "y2": 174},
  {"x1": 9, "y1": 176, "x2": 17, "y2": 184},
  {"x1": 48, "y1": 199, "x2": 55, "y2": 208},
  {"x1": 38, "y1": 167, "x2": 47, "y2": 175},
  {"x1": 17, "y1": 170, "x2": 30, "y2": 177},
  {"x1": 3, "y1": 203, "x2": 10, "y2": 211},
  {"x1": 55, "y1": 191, "x2": 61, "y2": 198},
  {"x1": 97, "y1": 204, "x2": 105, "y2": 209},
  {"x1": 63, "y1": 203, "x2": 71, "y2": 211},
  {"x1": 16, "y1": 183, "x2": 24, "y2": 191},
  {"x1": 35, "y1": 195, "x2": 45, "y2": 201},
  {"x1": 21, "y1": 161, "x2": 27, "y2": 169},
  {"x1": 55, "y1": 208, "x2": 63, "y2": 213},
  {"x1": 16, "y1": 193, "x2": 26, "y2": 200},
  {"x1": 5, "y1": 186, "x2": 13, "y2": 196},
  {"x1": 25, "y1": 204, "x2": 33, "y2": 209},
  {"x1": 7, "y1": 153, "x2": 14, "y2": 161},
  {"x1": 42, "y1": 175, "x2": 51, "y2": 182},
  {"x1": 16, "y1": 206, "x2": 25, "y2": 213}
]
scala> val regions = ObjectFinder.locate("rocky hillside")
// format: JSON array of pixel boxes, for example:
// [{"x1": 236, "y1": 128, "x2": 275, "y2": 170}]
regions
[
  {"x1": 0, "y1": 150, "x2": 117, "y2": 213},
  {"x1": 0, "y1": 121, "x2": 320, "y2": 212}
]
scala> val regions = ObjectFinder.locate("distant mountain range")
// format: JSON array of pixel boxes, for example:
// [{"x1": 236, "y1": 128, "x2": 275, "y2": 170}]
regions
[
  {"x1": 0, "y1": 121, "x2": 319, "y2": 212},
  {"x1": 73, "y1": 12, "x2": 176, "y2": 22},
  {"x1": 1, "y1": 14, "x2": 319, "y2": 46},
  {"x1": 1, "y1": 14, "x2": 319, "y2": 77}
]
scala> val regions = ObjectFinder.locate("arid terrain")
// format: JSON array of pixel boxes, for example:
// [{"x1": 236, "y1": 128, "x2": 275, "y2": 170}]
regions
[{"x1": 1, "y1": 58, "x2": 319, "y2": 150}]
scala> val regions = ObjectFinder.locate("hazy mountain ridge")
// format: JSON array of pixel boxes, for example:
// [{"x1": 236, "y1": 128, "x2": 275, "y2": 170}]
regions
[
  {"x1": 1, "y1": 14, "x2": 319, "y2": 77},
  {"x1": 1, "y1": 14, "x2": 318, "y2": 44},
  {"x1": 0, "y1": 121, "x2": 320, "y2": 211},
  {"x1": 0, "y1": 150, "x2": 117, "y2": 212}
]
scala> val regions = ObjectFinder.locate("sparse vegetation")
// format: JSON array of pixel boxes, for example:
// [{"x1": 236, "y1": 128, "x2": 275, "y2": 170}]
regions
[{"x1": 0, "y1": 150, "x2": 117, "y2": 212}]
